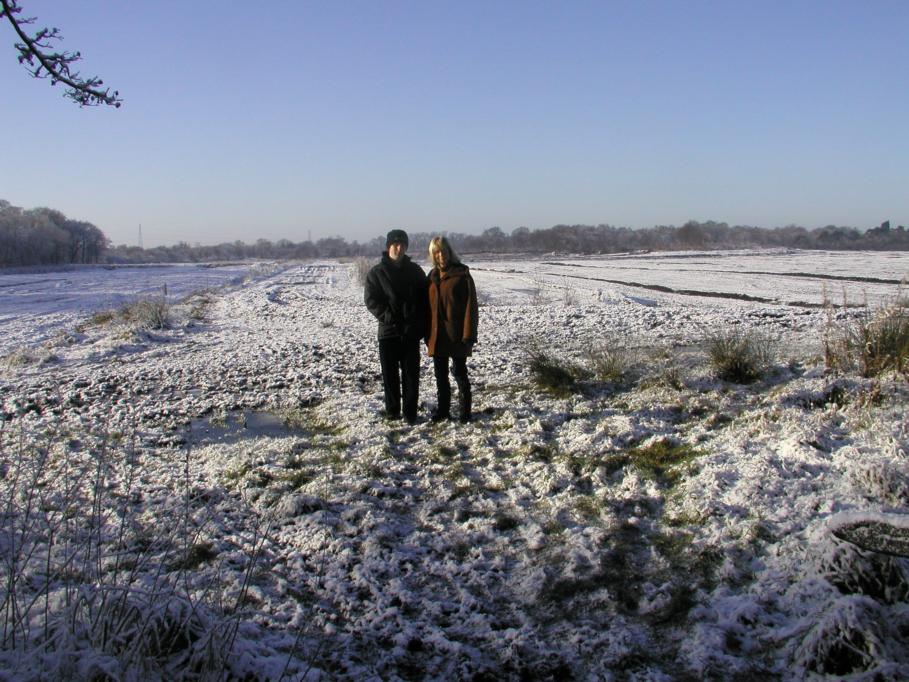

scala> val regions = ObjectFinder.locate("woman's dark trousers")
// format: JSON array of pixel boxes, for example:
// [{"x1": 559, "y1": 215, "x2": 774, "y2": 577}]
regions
[
  {"x1": 379, "y1": 336, "x2": 421, "y2": 421},
  {"x1": 433, "y1": 356, "x2": 471, "y2": 422}
]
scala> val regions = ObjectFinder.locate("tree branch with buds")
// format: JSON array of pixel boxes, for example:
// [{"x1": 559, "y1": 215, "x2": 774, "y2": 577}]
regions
[{"x1": 0, "y1": 0, "x2": 121, "y2": 107}]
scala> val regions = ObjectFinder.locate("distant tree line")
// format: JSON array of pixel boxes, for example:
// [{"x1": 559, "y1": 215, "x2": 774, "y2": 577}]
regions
[
  {"x1": 107, "y1": 219, "x2": 908, "y2": 263},
  {"x1": 447, "y1": 219, "x2": 909, "y2": 255},
  {"x1": 0, "y1": 200, "x2": 109, "y2": 266},
  {"x1": 2, "y1": 199, "x2": 907, "y2": 268}
]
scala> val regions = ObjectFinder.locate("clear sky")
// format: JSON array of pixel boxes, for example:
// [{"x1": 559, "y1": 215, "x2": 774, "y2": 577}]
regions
[{"x1": 1, "y1": 1, "x2": 907, "y2": 248}]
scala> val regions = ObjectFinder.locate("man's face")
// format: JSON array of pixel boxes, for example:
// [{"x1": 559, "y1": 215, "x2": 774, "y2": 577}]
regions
[{"x1": 388, "y1": 241, "x2": 406, "y2": 261}]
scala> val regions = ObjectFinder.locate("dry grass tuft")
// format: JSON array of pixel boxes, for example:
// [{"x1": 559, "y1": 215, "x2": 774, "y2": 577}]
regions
[
  {"x1": 825, "y1": 294, "x2": 909, "y2": 379},
  {"x1": 706, "y1": 328, "x2": 774, "y2": 384}
]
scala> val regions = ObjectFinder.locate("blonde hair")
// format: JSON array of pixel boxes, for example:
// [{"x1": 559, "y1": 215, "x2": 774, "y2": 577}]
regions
[{"x1": 428, "y1": 235, "x2": 461, "y2": 268}]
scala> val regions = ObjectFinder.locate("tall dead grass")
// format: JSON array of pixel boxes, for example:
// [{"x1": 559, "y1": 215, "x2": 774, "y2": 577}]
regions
[
  {"x1": 0, "y1": 418, "x2": 284, "y2": 679},
  {"x1": 825, "y1": 290, "x2": 909, "y2": 379}
]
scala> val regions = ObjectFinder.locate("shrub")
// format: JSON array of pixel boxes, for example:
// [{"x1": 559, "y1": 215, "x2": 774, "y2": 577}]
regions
[
  {"x1": 0, "y1": 419, "x2": 278, "y2": 679},
  {"x1": 119, "y1": 297, "x2": 171, "y2": 330},
  {"x1": 826, "y1": 295, "x2": 909, "y2": 378},
  {"x1": 3, "y1": 347, "x2": 58, "y2": 369},
  {"x1": 794, "y1": 596, "x2": 890, "y2": 676},
  {"x1": 3, "y1": 347, "x2": 37, "y2": 368},
  {"x1": 183, "y1": 288, "x2": 216, "y2": 321},
  {"x1": 351, "y1": 257, "x2": 372, "y2": 287},
  {"x1": 529, "y1": 277, "x2": 546, "y2": 307},
  {"x1": 562, "y1": 278, "x2": 579, "y2": 307},
  {"x1": 524, "y1": 344, "x2": 586, "y2": 395},
  {"x1": 706, "y1": 327, "x2": 774, "y2": 384},
  {"x1": 586, "y1": 344, "x2": 631, "y2": 384},
  {"x1": 848, "y1": 460, "x2": 909, "y2": 506},
  {"x1": 89, "y1": 309, "x2": 116, "y2": 326}
]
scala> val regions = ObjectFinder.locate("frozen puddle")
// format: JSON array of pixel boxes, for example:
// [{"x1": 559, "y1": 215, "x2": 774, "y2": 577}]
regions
[{"x1": 187, "y1": 410, "x2": 301, "y2": 444}]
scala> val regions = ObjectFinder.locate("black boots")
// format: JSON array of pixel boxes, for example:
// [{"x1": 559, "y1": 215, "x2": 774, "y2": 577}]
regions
[
  {"x1": 433, "y1": 356, "x2": 472, "y2": 424},
  {"x1": 432, "y1": 380, "x2": 451, "y2": 422},
  {"x1": 432, "y1": 383, "x2": 470, "y2": 423},
  {"x1": 456, "y1": 379, "x2": 471, "y2": 423}
]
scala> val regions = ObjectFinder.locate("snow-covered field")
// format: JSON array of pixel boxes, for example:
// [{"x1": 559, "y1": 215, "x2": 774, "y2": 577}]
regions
[{"x1": 1, "y1": 249, "x2": 908, "y2": 680}]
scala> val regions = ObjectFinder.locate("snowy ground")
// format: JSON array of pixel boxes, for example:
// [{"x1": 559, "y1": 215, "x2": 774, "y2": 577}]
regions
[{"x1": 1, "y1": 249, "x2": 908, "y2": 680}]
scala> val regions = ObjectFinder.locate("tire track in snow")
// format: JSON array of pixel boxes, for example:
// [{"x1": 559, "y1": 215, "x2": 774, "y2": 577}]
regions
[
  {"x1": 475, "y1": 267, "x2": 777, "y2": 304},
  {"x1": 540, "y1": 261, "x2": 902, "y2": 285}
]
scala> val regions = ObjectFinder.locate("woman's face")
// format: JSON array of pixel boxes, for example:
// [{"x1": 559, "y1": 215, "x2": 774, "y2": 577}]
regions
[{"x1": 435, "y1": 246, "x2": 449, "y2": 269}]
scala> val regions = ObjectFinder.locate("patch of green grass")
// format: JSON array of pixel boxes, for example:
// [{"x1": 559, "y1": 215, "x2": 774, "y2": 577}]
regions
[
  {"x1": 652, "y1": 528, "x2": 695, "y2": 563},
  {"x1": 601, "y1": 453, "x2": 631, "y2": 477},
  {"x1": 704, "y1": 411, "x2": 734, "y2": 430},
  {"x1": 277, "y1": 405, "x2": 339, "y2": 436},
  {"x1": 327, "y1": 439, "x2": 350, "y2": 453},
  {"x1": 664, "y1": 510, "x2": 709, "y2": 528},
  {"x1": 542, "y1": 519, "x2": 564, "y2": 535},
  {"x1": 352, "y1": 461, "x2": 385, "y2": 479},
  {"x1": 278, "y1": 469, "x2": 314, "y2": 489},
  {"x1": 450, "y1": 541, "x2": 472, "y2": 561},
  {"x1": 513, "y1": 443, "x2": 558, "y2": 462},
  {"x1": 653, "y1": 530, "x2": 724, "y2": 585},
  {"x1": 223, "y1": 461, "x2": 252, "y2": 485},
  {"x1": 424, "y1": 444, "x2": 459, "y2": 464},
  {"x1": 574, "y1": 495, "x2": 606, "y2": 522},
  {"x1": 626, "y1": 440, "x2": 705, "y2": 486},
  {"x1": 556, "y1": 450, "x2": 601, "y2": 476},
  {"x1": 739, "y1": 515, "x2": 776, "y2": 546},
  {"x1": 284, "y1": 453, "x2": 309, "y2": 469},
  {"x1": 323, "y1": 450, "x2": 346, "y2": 472},
  {"x1": 208, "y1": 410, "x2": 230, "y2": 428},
  {"x1": 311, "y1": 417, "x2": 344, "y2": 436},
  {"x1": 277, "y1": 407, "x2": 309, "y2": 430},
  {"x1": 443, "y1": 461, "x2": 467, "y2": 482}
]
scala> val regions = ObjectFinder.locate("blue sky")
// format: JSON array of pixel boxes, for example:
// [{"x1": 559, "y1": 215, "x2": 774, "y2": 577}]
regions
[{"x1": 1, "y1": 1, "x2": 906, "y2": 247}]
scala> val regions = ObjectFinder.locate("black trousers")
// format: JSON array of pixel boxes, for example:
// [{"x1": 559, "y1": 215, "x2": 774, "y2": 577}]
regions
[
  {"x1": 378, "y1": 336, "x2": 421, "y2": 420},
  {"x1": 432, "y1": 355, "x2": 471, "y2": 418}
]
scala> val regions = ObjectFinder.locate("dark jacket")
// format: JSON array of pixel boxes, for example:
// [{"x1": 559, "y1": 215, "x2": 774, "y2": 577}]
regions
[
  {"x1": 427, "y1": 263, "x2": 478, "y2": 358},
  {"x1": 364, "y1": 253, "x2": 428, "y2": 340}
]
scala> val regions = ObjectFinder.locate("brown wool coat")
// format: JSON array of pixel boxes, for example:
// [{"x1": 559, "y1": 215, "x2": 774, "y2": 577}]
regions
[{"x1": 427, "y1": 263, "x2": 478, "y2": 358}]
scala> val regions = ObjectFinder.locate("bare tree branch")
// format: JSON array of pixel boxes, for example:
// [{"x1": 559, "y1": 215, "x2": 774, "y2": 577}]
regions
[{"x1": 0, "y1": 0, "x2": 121, "y2": 107}]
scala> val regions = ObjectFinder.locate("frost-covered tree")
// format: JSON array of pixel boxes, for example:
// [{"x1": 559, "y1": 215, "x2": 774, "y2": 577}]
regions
[
  {"x1": 0, "y1": 0, "x2": 121, "y2": 106},
  {"x1": 0, "y1": 202, "x2": 110, "y2": 266}
]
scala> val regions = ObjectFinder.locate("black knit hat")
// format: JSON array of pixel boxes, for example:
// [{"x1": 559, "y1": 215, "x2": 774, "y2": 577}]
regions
[{"x1": 386, "y1": 229, "x2": 409, "y2": 248}]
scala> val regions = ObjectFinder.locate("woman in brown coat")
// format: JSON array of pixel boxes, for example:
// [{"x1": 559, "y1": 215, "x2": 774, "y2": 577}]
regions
[{"x1": 426, "y1": 236, "x2": 479, "y2": 423}]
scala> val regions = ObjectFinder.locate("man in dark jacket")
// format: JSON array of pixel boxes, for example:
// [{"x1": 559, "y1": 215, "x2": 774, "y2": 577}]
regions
[{"x1": 364, "y1": 229, "x2": 428, "y2": 424}]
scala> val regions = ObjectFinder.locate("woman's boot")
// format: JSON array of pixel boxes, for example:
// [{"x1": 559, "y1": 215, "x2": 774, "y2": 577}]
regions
[{"x1": 457, "y1": 380, "x2": 472, "y2": 423}]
